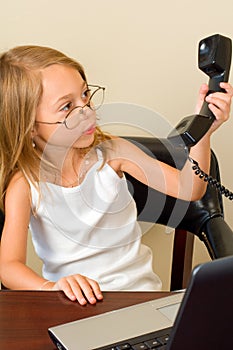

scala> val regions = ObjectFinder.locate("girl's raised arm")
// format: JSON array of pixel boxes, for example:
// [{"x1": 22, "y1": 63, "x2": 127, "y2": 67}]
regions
[{"x1": 109, "y1": 82, "x2": 233, "y2": 201}]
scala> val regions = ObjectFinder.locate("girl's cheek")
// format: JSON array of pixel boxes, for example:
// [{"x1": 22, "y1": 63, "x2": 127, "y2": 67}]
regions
[{"x1": 48, "y1": 128, "x2": 83, "y2": 147}]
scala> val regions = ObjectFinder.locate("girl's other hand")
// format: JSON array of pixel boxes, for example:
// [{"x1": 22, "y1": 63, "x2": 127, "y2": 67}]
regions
[
  {"x1": 195, "y1": 82, "x2": 233, "y2": 134},
  {"x1": 52, "y1": 274, "x2": 103, "y2": 305}
]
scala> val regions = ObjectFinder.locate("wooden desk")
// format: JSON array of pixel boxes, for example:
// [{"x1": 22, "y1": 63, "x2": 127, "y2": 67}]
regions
[{"x1": 0, "y1": 290, "x2": 170, "y2": 350}]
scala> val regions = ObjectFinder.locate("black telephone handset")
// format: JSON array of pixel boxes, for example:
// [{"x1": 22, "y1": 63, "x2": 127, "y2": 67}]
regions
[
  {"x1": 167, "y1": 34, "x2": 233, "y2": 200},
  {"x1": 167, "y1": 34, "x2": 232, "y2": 148}
]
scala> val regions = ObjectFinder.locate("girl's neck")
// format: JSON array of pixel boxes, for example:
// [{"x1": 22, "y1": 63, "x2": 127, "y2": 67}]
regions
[{"x1": 40, "y1": 146, "x2": 96, "y2": 187}]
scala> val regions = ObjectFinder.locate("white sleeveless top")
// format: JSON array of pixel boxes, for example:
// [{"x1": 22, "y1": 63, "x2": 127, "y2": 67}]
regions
[{"x1": 29, "y1": 151, "x2": 162, "y2": 291}]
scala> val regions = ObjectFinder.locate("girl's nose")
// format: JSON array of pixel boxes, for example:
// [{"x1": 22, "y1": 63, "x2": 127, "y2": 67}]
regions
[{"x1": 80, "y1": 106, "x2": 95, "y2": 120}]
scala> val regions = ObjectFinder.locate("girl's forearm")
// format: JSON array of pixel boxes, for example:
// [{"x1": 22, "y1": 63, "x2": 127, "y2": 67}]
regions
[
  {"x1": 189, "y1": 133, "x2": 211, "y2": 175},
  {"x1": 1, "y1": 261, "x2": 51, "y2": 290},
  {"x1": 181, "y1": 134, "x2": 211, "y2": 201}
]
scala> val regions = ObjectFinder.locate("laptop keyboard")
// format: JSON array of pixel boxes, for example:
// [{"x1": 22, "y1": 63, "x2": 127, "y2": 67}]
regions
[{"x1": 95, "y1": 327, "x2": 171, "y2": 350}]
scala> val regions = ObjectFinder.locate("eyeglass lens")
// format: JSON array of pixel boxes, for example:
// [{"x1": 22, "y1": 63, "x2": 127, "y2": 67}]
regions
[
  {"x1": 88, "y1": 86, "x2": 105, "y2": 111},
  {"x1": 65, "y1": 87, "x2": 104, "y2": 129}
]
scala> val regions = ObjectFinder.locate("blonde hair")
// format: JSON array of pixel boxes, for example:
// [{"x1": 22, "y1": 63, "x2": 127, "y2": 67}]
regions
[{"x1": 0, "y1": 45, "x2": 110, "y2": 212}]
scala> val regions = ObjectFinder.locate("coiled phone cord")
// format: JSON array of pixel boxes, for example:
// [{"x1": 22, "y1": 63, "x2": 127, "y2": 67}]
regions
[{"x1": 188, "y1": 156, "x2": 233, "y2": 200}]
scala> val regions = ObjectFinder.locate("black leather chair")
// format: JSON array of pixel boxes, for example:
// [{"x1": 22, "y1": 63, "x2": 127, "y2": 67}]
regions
[{"x1": 1, "y1": 136, "x2": 233, "y2": 291}]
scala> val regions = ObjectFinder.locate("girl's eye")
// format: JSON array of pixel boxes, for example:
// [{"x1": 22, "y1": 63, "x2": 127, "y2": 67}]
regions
[
  {"x1": 61, "y1": 102, "x2": 72, "y2": 112},
  {"x1": 82, "y1": 89, "x2": 91, "y2": 103}
]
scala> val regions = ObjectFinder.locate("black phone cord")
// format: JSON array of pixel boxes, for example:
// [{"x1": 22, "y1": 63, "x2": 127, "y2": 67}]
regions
[{"x1": 188, "y1": 156, "x2": 233, "y2": 200}]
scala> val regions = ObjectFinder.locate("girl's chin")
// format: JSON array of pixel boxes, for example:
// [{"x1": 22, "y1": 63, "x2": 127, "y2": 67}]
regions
[{"x1": 73, "y1": 134, "x2": 95, "y2": 149}]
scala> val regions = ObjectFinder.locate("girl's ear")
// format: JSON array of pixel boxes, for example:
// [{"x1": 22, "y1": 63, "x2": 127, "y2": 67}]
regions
[
  {"x1": 31, "y1": 127, "x2": 37, "y2": 148},
  {"x1": 31, "y1": 126, "x2": 37, "y2": 138}
]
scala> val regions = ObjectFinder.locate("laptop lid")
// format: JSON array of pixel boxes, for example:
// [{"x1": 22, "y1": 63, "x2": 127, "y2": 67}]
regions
[
  {"x1": 48, "y1": 256, "x2": 233, "y2": 350},
  {"x1": 167, "y1": 255, "x2": 233, "y2": 349}
]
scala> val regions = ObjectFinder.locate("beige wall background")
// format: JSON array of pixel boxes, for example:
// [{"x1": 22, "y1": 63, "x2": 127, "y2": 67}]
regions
[{"x1": 1, "y1": 0, "x2": 233, "y2": 290}]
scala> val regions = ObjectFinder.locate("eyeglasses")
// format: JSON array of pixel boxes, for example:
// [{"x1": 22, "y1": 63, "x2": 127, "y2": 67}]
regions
[{"x1": 36, "y1": 84, "x2": 105, "y2": 130}]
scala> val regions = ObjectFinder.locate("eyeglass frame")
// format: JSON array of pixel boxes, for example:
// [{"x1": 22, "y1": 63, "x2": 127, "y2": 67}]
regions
[{"x1": 35, "y1": 84, "x2": 105, "y2": 129}]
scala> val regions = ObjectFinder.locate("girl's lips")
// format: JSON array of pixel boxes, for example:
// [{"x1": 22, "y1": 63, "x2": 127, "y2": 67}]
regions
[{"x1": 83, "y1": 125, "x2": 96, "y2": 135}]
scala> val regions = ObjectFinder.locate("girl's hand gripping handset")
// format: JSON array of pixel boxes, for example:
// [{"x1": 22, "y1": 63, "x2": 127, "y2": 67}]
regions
[{"x1": 168, "y1": 34, "x2": 232, "y2": 148}]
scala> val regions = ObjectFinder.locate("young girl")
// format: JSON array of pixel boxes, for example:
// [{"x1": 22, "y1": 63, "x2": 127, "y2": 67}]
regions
[{"x1": 0, "y1": 45, "x2": 232, "y2": 305}]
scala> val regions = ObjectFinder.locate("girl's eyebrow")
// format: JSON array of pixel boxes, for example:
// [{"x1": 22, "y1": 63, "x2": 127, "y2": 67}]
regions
[
  {"x1": 54, "y1": 81, "x2": 87, "y2": 106},
  {"x1": 55, "y1": 94, "x2": 73, "y2": 106}
]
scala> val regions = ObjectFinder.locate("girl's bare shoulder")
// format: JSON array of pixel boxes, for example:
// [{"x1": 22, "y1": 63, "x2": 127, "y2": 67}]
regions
[
  {"x1": 6, "y1": 170, "x2": 30, "y2": 197},
  {"x1": 106, "y1": 135, "x2": 145, "y2": 158},
  {"x1": 106, "y1": 135, "x2": 137, "y2": 152}
]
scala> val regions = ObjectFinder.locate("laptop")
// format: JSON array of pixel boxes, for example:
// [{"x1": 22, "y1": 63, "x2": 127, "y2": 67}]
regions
[{"x1": 48, "y1": 256, "x2": 233, "y2": 349}]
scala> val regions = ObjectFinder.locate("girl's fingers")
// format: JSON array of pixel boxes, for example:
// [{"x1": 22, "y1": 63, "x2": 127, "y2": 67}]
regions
[
  {"x1": 59, "y1": 275, "x2": 103, "y2": 305},
  {"x1": 72, "y1": 276, "x2": 96, "y2": 304},
  {"x1": 87, "y1": 278, "x2": 103, "y2": 301},
  {"x1": 53, "y1": 278, "x2": 78, "y2": 302},
  {"x1": 219, "y1": 82, "x2": 233, "y2": 96},
  {"x1": 206, "y1": 94, "x2": 230, "y2": 120},
  {"x1": 195, "y1": 82, "x2": 233, "y2": 115}
]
